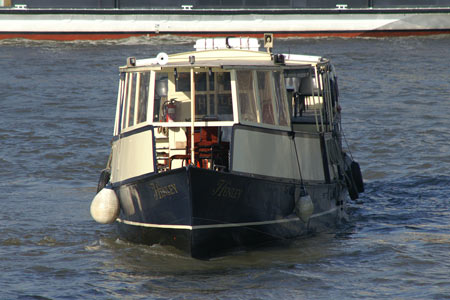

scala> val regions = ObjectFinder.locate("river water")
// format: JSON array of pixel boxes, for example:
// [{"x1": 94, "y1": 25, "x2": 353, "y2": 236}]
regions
[{"x1": 0, "y1": 35, "x2": 449, "y2": 299}]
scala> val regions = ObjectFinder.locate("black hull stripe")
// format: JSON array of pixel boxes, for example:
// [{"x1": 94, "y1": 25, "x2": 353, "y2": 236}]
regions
[{"x1": 1, "y1": 8, "x2": 450, "y2": 15}]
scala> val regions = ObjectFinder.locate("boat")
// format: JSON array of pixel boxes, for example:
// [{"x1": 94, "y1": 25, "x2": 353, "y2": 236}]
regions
[
  {"x1": 1, "y1": 0, "x2": 450, "y2": 40},
  {"x1": 90, "y1": 35, "x2": 364, "y2": 258}
]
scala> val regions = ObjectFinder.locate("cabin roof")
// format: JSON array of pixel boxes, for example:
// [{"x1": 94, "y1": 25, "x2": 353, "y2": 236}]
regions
[{"x1": 121, "y1": 48, "x2": 323, "y2": 71}]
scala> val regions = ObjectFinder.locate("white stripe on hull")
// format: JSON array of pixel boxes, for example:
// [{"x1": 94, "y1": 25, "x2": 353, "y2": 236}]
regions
[{"x1": 116, "y1": 207, "x2": 338, "y2": 230}]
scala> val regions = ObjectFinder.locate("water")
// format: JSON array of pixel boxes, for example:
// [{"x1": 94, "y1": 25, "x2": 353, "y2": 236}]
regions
[{"x1": 1, "y1": 35, "x2": 449, "y2": 299}]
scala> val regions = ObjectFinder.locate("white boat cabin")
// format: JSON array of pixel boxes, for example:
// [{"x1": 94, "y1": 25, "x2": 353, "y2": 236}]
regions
[{"x1": 110, "y1": 38, "x2": 341, "y2": 185}]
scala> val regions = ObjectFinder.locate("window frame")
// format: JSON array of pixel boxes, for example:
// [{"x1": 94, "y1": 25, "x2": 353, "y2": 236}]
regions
[
  {"x1": 137, "y1": 71, "x2": 150, "y2": 124},
  {"x1": 114, "y1": 71, "x2": 154, "y2": 136},
  {"x1": 114, "y1": 72, "x2": 126, "y2": 136},
  {"x1": 114, "y1": 67, "x2": 292, "y2": 135},
  {"x1": 237, "y1": 69, "x2": 291, "y2": 131},
  {"x1": 235, "y1": 70, "x2": 260, "y2": 125},
  {"x1": 150, "y1": 68, "x2": 237, "y2": 127}
]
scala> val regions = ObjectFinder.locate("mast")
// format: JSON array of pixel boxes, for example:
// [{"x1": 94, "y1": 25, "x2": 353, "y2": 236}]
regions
[{"x1": 190, "y1": 67, "x2": 195, "y2": 165}]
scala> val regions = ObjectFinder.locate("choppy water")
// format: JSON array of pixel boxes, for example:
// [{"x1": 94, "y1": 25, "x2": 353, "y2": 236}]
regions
[{"x1": 0, "y1": 35, "x2": 449, "y2": 299}]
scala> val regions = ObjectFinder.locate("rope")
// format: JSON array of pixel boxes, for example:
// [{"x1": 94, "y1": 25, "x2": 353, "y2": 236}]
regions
[
  {"x1": 340, "y1": 125, "x2": 354, "y2": 160},
  {"x1": 292, "y1": 132, "x2": 306, "y2": 192}
]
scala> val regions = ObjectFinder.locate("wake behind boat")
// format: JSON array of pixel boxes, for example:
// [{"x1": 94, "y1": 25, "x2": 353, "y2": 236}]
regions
[{"x1": 90, "y1": 35, "x2": 364, "y2": 258}]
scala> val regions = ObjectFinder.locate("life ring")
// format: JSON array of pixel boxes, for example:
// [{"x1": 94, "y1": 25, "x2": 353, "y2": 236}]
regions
[{"x1": 96, "y1": 169, "x2": 111, "y2": 194}]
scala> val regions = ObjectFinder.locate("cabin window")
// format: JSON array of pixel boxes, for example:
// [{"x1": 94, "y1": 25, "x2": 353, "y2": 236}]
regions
[
  {"x1": 194, "y1": 71, "x2": 215, "y2": 117},
  {"x1": 175, "y1": 71, "x2": 215, "y2": 93},
  {"x1": 196, "y1": 71, "x2": 232, "y2": 120},
  {"x1": 217, "y1": 95, "x2": 232, "y2": 117},
  {"x1": 115, "y1": 72, "x2": 127, "y2": 135},
  {"x1": 256, "y1": 71, "x2": 275, "y2": 125},
  {"x1": 236, "y1": 70, "x2": 258, "y2": 123},
  {"x1": 195, "y1": 71, "x2": 215, "y2": 92},
  {"x1": 273, "y1": 71, "x2": 289, "y2": 126},
  {"x1": 118, "y1": 72, "x2": 150, "y2": 130},
  {"x1": 217, "y1": 72, "x2": 231, "y2": 91},
  {"x1": 153, "y1": 72, "x2": 168, "y2": 122},
  {"x1": 121, "y1": 73, "x2": 130, "y2": 130},
  {"x1": 128, "y1": 72, "x2": 137, "y2": 127},
  {"x1": 215, "y1": 72, "x2": 232, "y2": 119},
  {"x1": 152, "y1": 70, "x2": 233, "y2": 123},
  {"x1": 196, "y1": 95, "x2": 207, "y2": 115},
  {"x1": 175, "y1": 72, "x2": 190, "y2": 92},
  {"x1": 137, "y1": 72, "x2": 150, "y2": 124}
]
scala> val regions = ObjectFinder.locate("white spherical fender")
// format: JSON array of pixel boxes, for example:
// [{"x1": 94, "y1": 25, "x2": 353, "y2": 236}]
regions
[
  {"x1": 90, "y1": 187, "x2": 120, "y2": 224},
  {"x1": 295, "y1": 193, "x2": 314, "y2": 223}
]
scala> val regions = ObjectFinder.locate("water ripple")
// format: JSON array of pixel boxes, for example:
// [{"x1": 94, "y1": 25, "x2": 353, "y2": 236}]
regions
[{"x1": 0, "y1": 36, "x2": 449, "y2": 299}]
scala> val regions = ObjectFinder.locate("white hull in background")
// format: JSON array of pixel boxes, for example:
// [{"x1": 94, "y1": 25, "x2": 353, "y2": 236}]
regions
[{"x1": 1, "y1": 8, "x2": 449, "y2": 40}]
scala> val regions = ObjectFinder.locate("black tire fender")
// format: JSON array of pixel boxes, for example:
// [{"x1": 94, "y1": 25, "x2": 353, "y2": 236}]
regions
[
  {"x1": 96, "y1": 169, "x2": 111, "y2": 194},
  {"x1": 351, "y1": 161, "x2": 364, "y2": 193}
]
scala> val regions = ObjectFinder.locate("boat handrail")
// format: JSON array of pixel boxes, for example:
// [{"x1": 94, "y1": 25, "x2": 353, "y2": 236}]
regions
[{"x1": 194, "y1": 37, "x2": 260, "y2": 51}]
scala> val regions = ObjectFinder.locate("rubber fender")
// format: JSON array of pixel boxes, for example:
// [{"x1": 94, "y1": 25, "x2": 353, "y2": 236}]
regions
[
  {"x1": 295, "y1": 192, "x2": 314, "y2": 223},
  {"x1": 346, "y1": 177, "x2": 359, "y2": 200},
  {"x1": 345, "y1": 167, "x2": 359, "y2": 200},
  {"x1": 90, "y1": 187, "x2": 119, "y2": 224},
  {"x1": 96, "y1": 169, "x2": 111, "y2": 194},
  {"x1": 351, "y1": 161, "x2": 364, "y2": 193}
]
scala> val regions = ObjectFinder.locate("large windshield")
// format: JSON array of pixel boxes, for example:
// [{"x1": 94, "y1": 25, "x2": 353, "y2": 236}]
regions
[{"x1": 153, "y1": 69, "x2": 233, "y2": 123}]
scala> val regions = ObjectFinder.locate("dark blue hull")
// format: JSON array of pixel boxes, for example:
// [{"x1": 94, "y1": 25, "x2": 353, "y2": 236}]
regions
[{"x1": 113, "y1": 166, "x2": 343, "y2": 258}]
